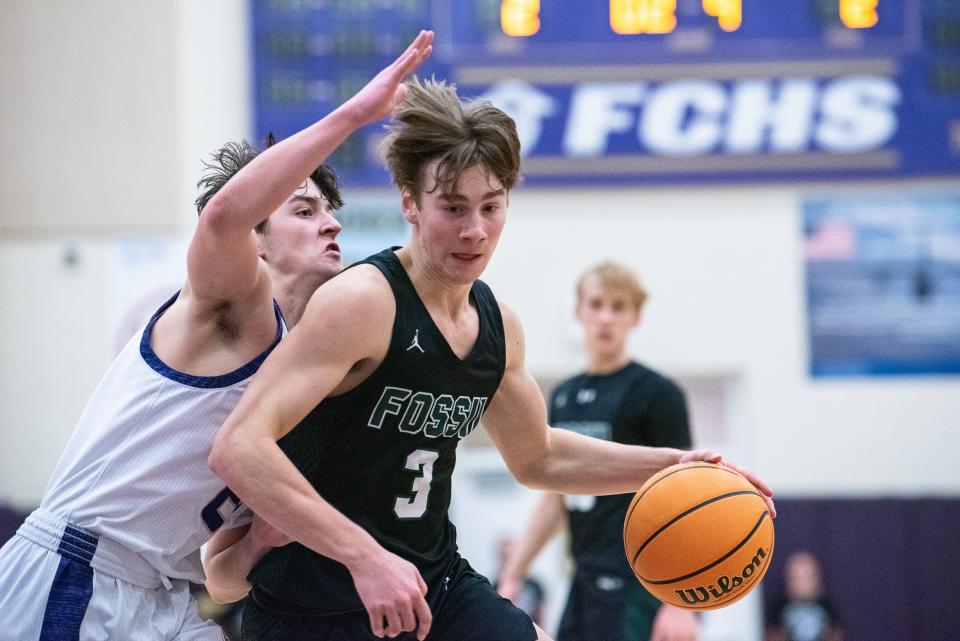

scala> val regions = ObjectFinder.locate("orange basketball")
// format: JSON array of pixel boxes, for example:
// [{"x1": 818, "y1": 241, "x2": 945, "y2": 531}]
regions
[{"x1": 623, "y1": 462, "x2": 774, "y2": 610}]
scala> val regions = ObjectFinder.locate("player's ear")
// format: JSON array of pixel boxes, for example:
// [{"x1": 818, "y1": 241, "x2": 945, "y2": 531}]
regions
[
  {"x1": 401, "y1": 189, "x2": 418, "y2": 224},
  {"x1": 256, "y1": 234, "x2": 267, "y2": 261}
]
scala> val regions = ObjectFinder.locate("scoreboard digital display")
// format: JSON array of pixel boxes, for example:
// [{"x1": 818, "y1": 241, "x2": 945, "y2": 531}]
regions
[
  {"x1": 445, "y1": 0, "x2": 906, "y2": 55},
  {"x1": 252, "y1": 0, "x2": 960, "y2": 186}
]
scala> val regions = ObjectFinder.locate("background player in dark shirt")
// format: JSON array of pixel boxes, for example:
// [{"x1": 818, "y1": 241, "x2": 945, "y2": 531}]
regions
[
  {"x1": 205, "y1": 70, "x2": 776, "y2": 641},
  {"x1": 499, "y1": 262, "x2": 700, "y2": 641}
]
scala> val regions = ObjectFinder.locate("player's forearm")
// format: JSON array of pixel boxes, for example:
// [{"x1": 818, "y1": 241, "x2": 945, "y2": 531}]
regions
[
  {"x1": 209, "y1": 431, "x2": 382, "y2": 571},
  {"x1": 528, "y1": 428, "x2": 684, "y2": 494},
  {"x1": 201, "y1": 109, "x2": 357, "y2": 233},
  {"x1": 203, "y1": 530, "x2": 270, "y2": 604},
  {"x1": 502, "y1": 493, "x2": 565, "y2": 579}
]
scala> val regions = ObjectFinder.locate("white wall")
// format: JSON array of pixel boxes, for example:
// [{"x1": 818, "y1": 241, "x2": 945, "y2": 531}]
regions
[{"x1": 0, "y1": 1, "x2": 179, "y2": 234}]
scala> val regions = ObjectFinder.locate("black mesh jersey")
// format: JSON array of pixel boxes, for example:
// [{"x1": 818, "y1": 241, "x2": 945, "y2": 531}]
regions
[
  {"x1": 249, "y1": 248, "x2": 506, "y2": 615},
  {"x1": 550, "y1": 361, "x2": 691, "y2": 577}
]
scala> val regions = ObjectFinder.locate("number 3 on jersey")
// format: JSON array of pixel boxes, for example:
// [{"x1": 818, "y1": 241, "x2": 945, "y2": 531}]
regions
[{"x1": 394, "y1": 449, "x2": 439, "y2": 519}]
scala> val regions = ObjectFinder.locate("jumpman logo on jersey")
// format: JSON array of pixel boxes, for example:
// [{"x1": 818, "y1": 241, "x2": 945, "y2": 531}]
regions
[{"x1": 407, "y1": 328, "x2": 424, "y2": 353}]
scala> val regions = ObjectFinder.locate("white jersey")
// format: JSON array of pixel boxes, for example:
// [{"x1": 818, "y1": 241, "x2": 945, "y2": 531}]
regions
[{"x1": 39, "y1": 292, "x2": 287, "y2": 583}]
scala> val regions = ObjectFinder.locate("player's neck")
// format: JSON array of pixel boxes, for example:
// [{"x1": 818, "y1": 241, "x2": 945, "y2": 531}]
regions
[
  {"x1": 271, "y1": 272, "x2": 326, "y2": 329},
  {"x1": 397, "y1": 246, "x2": 473, "y2": 318},
  {"x1": 585, "y1": 352, "x2": 630, "y2": 375}
]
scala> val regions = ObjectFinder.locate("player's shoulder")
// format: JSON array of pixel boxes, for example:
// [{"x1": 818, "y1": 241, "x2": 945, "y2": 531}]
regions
[
  {"x1": 486, "y1": 297, "x2": 526, "y2": 370},
  {"x1": 626, "y1": 361, "x2": 683, "y2": 396},
  {"x1": 301, "y1": 263, "x2": 395, "y2": 331},
  {"x1": 488, "y1": 296, "x2": 521, "y2": 340},
  {"x1": 315, "y1": 263, "x2": 390, "y2": 302},
  {"x1": 491, "y1": 293, "x2": 527, "y2": 333}
]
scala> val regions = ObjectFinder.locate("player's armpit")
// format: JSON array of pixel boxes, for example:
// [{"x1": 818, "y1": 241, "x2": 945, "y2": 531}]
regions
[
  {"x1": 482, "y1": 303, "x2": 555, "y2": 487},
  {"x1": 483, "y1": 364, "x2": 554, "y2": 487}
]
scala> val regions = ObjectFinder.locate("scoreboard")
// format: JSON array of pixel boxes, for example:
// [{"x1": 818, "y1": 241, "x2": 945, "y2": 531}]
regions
[
  {"x1": 252, "y1": 0, "x2": 960, "y2": 186},
  {"x1": 447, "y1": 1, "x2": 907, "y2": 55}
]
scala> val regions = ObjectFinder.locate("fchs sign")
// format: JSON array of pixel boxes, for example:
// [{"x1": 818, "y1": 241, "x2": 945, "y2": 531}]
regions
[{"x1": 482, "y1": 76, "x2": 900, "y2": 158}]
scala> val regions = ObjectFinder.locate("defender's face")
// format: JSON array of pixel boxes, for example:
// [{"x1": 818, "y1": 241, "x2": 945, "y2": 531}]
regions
[
  {"x1": 258, "y1": 179, "x2": 342, "y2": 282},
  {"x1": 403, "y1": 162, "x2": 507, "y2": 286},
  {"x1": 575, "y1": 276, "x2": 640, "y2": 359}
]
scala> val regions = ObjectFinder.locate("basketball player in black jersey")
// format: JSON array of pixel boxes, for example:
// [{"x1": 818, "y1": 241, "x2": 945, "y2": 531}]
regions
[
  {"x1": 499, "y1": 263, "x2": 700, "y2": 641},
  {"x1": 206, "y1": 74, "x2": 776, "y2": 641}
]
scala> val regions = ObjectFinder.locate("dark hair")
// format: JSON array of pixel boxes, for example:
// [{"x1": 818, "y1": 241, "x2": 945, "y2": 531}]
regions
[
  {"x1": 194, "y1": 133, "x2": 343, "y2": 234},
  {"x1": 380, "y1": 77, "x2": 521, "y2": 201}
]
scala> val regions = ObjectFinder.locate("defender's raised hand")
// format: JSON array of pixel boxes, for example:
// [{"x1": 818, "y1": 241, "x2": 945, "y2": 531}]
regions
[{"x1": 343, "y1": 30, "x2": 435, "y2": 127}]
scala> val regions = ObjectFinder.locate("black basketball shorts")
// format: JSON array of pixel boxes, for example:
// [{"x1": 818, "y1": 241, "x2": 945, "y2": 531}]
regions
[
  {"x1": 242, "y1": 555, "x2": 537, "y2": 641},
  {"x1": 556, "y1": 570, "x2": 662, "y2": 641}
]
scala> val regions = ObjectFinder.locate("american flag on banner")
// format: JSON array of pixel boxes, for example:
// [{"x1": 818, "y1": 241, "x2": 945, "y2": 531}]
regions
[{"x1": 804, "y1": 218, "x2": 857, "y2": 261}]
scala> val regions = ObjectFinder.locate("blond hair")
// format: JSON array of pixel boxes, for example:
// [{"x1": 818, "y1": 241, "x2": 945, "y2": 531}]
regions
[
  {"x1": 380, "y1": 77, "x2": 521, "y2": 201},
  {"x1": 576, "y1": 262, "x2": 649, "y2": 311}
]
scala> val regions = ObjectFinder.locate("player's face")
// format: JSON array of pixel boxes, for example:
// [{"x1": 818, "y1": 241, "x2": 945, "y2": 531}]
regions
[
  {"x1": 785, "y1": 552, "x2": 822, "y2": 599},
  {"x1": 403, "y1": 162, "x2": 507, "y2": 286},
  {"x1": 575, "y1": 277, "x2": 640, "y2": 359},
  {"x1": 258, "y1": 179, "x2": 342, "y2": 282}
]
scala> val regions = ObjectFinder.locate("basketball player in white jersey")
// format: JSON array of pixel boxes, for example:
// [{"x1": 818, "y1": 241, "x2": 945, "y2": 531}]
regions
[{"x1": 0, "y1": 31, "x2": 434, "y2": 640}]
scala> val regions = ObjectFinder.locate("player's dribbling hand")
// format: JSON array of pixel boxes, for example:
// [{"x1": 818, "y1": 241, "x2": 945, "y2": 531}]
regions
[
  {"x1": 679, "y1": 449, "x2": 776, "y2": 518},
  {"x1": 720, "y1": 458, "x2": 776, "y2": 518},
  {"x1": 678, "y1": 449, "x2": 723, "y2": 466},
  {"x1": 344, "y1": 29, "x2": 435, "y2": 127},
  {"x1": 350, "y1": 549, "x2": 432, "y2": 640}
]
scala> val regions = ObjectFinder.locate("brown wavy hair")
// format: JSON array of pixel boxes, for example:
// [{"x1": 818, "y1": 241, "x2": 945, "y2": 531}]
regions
[{"x1": 380, "y1": 77, "x2": 521, "y2": 201}]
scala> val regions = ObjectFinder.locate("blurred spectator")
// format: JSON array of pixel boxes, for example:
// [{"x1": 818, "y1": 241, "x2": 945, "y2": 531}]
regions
[
  {"x1": 494, "y1": 536, "x2": 546, "y2": 626},
  {"x1": 766, "y1": 551, "x2": 843, "y2": 641}
]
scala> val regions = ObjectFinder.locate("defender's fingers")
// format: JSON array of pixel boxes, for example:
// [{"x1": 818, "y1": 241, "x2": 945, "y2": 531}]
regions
[
  {"x1": 393, "y1": 30, "x2": 432, "y2": 71},
  {"x1": 394, "y1": 41, "x2": 433, "y2": 79},
  {"x1": 417, "y1": 44, "x2": 433, "y2": 65},
  {"x1": 381, "y1": 31, "x2": 420, "y2": 77}
]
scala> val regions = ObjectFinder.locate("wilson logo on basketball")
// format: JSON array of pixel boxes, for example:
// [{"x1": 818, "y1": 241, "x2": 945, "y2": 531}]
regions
[{"x1": 675, "y1": 546, "x2": 769, "y2": 606}]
